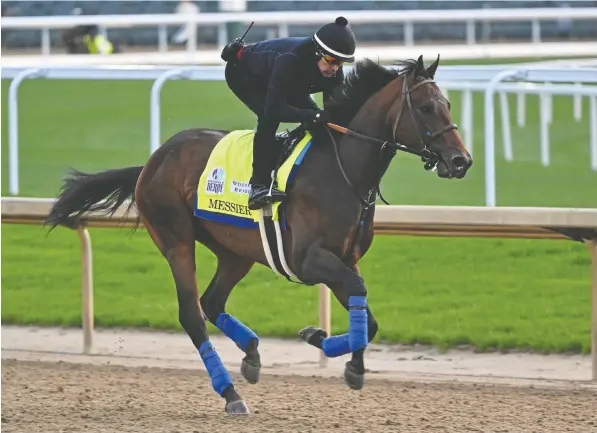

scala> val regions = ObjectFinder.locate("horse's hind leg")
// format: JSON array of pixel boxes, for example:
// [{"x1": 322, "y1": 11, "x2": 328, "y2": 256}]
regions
[
  {"x1": 199, "y1": 246, "x2": 261, "y2": 384},
  {"x1": 137, "y1": 199, "x2": 249, "y2": 415}
]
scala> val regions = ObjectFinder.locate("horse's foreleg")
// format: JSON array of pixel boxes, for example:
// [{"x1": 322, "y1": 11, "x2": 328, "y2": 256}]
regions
[
  {"x1": 199, "y1": 248, "x2": 261, "y2": 384},
  {"x1": 138, "y1": 206, "x2": 248, "y2": 415},
  {"x1": 298, "y1": 246, "x2": 371, "y2": 390}
]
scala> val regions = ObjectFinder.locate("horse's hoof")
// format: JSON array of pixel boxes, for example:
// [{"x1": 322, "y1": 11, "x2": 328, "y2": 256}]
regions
[
  {"x1": 344, "y1": 361, "x2": 365, "y2": 390},
  {"x1": 225, "y1": 399, "x2": 250, "y2": 415},
  {"x1": 241, "y1": 356, "x2": 261, "y2": 384},
  {"x1": 299, "y1": 326, "x2": 327, "y2": 345}
]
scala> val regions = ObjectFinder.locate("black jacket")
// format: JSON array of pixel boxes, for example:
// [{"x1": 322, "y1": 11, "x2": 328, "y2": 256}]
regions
[{"x1": 238, "y1": 37, "x2": 344, "y2": 123}]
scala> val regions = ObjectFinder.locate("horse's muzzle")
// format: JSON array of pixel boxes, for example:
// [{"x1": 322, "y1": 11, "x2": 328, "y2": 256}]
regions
[{"x1": 436, "y1": 151, "x2": 473, "y2": 179}]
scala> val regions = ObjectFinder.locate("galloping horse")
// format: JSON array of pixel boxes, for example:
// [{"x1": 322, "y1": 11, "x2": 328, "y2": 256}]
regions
[{"x1": 45, "y1": 55, "x2": 472, "y2": 415}]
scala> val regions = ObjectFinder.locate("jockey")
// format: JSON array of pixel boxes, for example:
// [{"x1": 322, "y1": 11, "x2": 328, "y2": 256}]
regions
[{"x1": 222, "y1": 16, "x2": 356, "y2": 210}]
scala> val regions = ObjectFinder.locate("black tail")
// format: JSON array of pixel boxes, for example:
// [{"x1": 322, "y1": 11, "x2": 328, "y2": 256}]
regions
[{"x1": 44, "y1": 166, "x2": 144, "y2": 231}]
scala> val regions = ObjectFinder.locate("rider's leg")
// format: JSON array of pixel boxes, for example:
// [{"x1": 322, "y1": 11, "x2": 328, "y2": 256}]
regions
[
  {"x1": 224, "y1": 62, "x2": 286, "y2": 209},
  {"x1": 224, "y1": 63, "x2": 265, "y2": 116},
  {"x1": 248, "y1": 116, "x2": 286, "y2": 210}
]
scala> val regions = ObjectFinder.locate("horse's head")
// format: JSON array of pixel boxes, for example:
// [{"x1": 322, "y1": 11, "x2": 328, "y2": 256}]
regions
[{"x1": 388, "y1": 55, "x2": 472, "y2": 179}]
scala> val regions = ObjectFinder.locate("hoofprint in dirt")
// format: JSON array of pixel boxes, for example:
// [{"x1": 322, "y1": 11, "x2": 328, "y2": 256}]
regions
[
  {"x1": 1, "y1": 325, "x2": 594, "y2": 386},
  {"x1": 2, "y1": 359, "x2": 597, "y2": 433}
]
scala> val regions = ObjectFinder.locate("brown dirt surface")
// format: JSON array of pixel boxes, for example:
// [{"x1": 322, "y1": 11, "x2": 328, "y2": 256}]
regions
[
  {"x1": 2, "y1": 326, "x2": 596, "y2": 432},
  {"x1": 2, "y1": 358, "x2": 597, "y2": 433}
]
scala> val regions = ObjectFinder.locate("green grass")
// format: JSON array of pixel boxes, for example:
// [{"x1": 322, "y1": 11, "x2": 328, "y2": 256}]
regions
[
  {"x1": 2, "y1": 74, "x2": 595, "y2": 207},
  {"x1": 1, "y1": 225, "x2": 592, "y2": 353},
  {"x1": 1, "y1": 57, "x2": 596, "y2": 353}
]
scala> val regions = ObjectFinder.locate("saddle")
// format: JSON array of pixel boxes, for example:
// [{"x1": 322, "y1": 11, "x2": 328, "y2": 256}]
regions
[{"x1": 273, "y1": 125, "x2": 309, "y2": 174}]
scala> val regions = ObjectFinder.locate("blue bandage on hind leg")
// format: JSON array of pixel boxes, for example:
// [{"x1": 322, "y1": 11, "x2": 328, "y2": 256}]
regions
[
  {"x1": 216, "y1": 313, "x2": 259, "y2": 352},
  {"x1": 321, "y1": 333, "x2": 351, "y2": 358},
  {"x1": 199, "y1": 340, "x2": 233, "y2": 396},
  {"x1": 348, "y1": 296, "x2": 368, "y2": 352}
]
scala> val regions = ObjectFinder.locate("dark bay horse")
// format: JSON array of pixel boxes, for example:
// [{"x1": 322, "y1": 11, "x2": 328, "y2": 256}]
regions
[{"x1": 45, "y1": 55, "x2": 472, "y2": 415}]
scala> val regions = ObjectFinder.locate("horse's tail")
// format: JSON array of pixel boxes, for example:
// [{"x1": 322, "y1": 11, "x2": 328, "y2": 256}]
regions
[{"x1": 44, "y1": 166, "x2": 144, "y2": 231}]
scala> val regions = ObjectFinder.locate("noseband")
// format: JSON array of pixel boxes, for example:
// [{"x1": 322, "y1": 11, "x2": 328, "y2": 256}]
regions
[
  {"x1": 392, "y1": 77, "x2": 458, "y2": 170},
  {"x1": 324, "y1": 73, "x2": 458, "y2": 207}
]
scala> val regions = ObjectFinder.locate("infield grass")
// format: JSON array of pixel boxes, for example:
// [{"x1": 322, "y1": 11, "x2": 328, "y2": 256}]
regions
[
  {"x1": 1, "y1": 57, "x2": 595, "y2": 353},
  {"x1": 1, "y1": 225, "x2": 592, "y2": 353}
]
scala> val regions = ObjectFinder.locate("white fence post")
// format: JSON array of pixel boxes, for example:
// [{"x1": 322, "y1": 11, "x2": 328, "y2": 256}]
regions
[
  {"x1": 499, "y1": 91, "x2": 513, "y2": 161},
  {"x1": 461, "y1": 90, "x2": 473, "y2": 157},
  {"x1": 540, "y1": 93, "x2": 551, "y2": 167},
  {"x1": 484, "y1": 69, "x2": 520, "y2": 207},
  {"x1": 516, "y1": 92, "x2": 526, "y2": 128},
  {"x1": 590, "y1": 96, "x2": 597, "y2": 172},
  {"x1": 574, "y1": 83, "x2": 583, "y2": 122},
  {"x1": 150, "y1": 69, "x2": 190, "y2": 154},
  {"x1": 8, "y1": 68, "x2": 45, "y2": 196}
]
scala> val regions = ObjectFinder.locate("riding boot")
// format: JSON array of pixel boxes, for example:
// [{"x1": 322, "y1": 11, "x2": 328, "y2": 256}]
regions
[{"x1": 249, "y1": 125, "x2": 286, "y2": 210}]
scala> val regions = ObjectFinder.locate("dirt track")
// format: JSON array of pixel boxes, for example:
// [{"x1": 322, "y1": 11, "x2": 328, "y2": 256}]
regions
[
  {"x1": 3, "y1": 359, "x2": 597, "y2": 433},
  {"x1": 2, "y1": 326, "x2": 596, "y2": 432}
]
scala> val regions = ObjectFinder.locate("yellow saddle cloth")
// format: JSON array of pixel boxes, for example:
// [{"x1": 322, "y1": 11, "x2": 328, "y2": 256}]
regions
[{"x1": 194, "y1": 129, "x2": 313, "y2": 228}]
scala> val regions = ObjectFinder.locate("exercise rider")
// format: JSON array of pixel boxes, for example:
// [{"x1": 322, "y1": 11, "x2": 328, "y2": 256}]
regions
[{"x1": 221, "y1": 16, "x2": 357, "y2": 210}]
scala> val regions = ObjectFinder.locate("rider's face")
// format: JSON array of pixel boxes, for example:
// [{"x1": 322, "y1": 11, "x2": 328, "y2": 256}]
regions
[{"x1": 317, "y1": 56, "x2": 343, "y2": 77}]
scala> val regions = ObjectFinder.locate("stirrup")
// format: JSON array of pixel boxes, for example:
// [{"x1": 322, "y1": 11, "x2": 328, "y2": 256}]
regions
[{"x1": 248, "y1": 188, "x2": 272, "y2": 210}]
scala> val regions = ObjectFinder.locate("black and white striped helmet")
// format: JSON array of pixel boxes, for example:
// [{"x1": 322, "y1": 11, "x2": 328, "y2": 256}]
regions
[{"x1": 313, "y1": 16, "x2": 356, "y2": 63}]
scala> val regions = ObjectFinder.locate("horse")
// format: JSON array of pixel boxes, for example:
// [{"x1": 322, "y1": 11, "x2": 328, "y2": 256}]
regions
[{"x1": 45, "y1": 55, "x2": 472, "y2": 415}]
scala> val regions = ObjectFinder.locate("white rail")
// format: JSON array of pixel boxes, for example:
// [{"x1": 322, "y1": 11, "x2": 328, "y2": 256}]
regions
[
  {"x1": 2, "y1": 197, "x2": 595, "y2": 379},
  {"x1": 2, "y1": 7, "x2": 597, "y2": 54},
  {"x1": 3, "y1": 41, "x2": 597, "y2": 67},
  {"x1": 2, "y1": 64, "x2": 596, "y2": 205}
]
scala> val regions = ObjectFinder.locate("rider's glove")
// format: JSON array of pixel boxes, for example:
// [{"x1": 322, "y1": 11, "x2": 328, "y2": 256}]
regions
[{"x1": 311, "y1": 110, "x2": 330, "y2": 124}]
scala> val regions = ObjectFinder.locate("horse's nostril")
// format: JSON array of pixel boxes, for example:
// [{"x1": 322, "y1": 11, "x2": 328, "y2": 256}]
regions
[{"x1": 452, "y1": 156, "x2": 467, "y2": 171}]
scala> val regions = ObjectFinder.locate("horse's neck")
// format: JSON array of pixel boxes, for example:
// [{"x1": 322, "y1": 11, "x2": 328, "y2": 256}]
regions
[{"x1": 336, "y1": 82, "x2": 398, "y2": 198}]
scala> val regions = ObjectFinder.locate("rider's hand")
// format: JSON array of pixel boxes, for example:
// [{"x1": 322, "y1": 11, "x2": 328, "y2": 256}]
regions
[{"x1": 311, "y1": 110, "x2": 330, "y2": 124}]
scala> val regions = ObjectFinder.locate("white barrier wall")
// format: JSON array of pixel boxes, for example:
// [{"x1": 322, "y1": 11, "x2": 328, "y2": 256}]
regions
[
  {"x1": 2, "y1": 8, "x2": 597, "y2": 55},
  {"x1": 2, "y1": 64, "x2": 597, "y2": 206}
]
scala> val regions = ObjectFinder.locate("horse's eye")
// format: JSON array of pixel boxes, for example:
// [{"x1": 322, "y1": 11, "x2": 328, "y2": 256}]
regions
[{"x1": 419, "y1": 104, "x2": 432, "y2": 114}]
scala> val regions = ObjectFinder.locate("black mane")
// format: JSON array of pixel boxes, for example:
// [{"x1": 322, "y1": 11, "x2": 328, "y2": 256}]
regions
[{"x1": 325, "y1": 58, "x2": 425, "y2": 126}]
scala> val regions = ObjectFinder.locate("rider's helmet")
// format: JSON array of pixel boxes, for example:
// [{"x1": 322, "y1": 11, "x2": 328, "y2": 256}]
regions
[{"x1": 313, "y1": 16, "x2": 356, "y2": 64}]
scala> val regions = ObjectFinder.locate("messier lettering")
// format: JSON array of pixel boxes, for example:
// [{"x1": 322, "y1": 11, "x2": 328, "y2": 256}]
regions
[{"x1": 208, "y1": 199, "x2": 252, "y2": 215}]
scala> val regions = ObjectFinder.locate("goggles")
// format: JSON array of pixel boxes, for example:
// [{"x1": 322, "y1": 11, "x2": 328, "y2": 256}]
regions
[{"x1": 321, "y1": 54, "x2": 345, "y2": 66}]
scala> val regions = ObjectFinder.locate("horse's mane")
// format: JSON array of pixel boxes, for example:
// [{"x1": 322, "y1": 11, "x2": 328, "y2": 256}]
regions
[{"x1": 325, "y1": 58, "x2": 426, "y2": 126}]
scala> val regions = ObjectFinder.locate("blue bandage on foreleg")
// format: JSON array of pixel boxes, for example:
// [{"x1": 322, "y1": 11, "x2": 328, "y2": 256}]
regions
[
  {"x1": 216, "y1": 313, "x2": 258, "y2": 352},
  {"x1": 321, "y1": 334, "x2": 351, "y2": 358},
  {"x1": 348, "y1": 296, "x2": 368, "y2": 352},
  {"x1": 199, "y1": 340, "x2": 233, "y2": 396}
]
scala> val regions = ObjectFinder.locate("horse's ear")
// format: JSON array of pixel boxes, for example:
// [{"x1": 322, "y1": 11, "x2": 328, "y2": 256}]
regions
[
  {"x1": 414, "y1": 55, "x2": 425, "y2": 78},
  {"x1": 426, "y1": 54, "x2": 440, "y2": 79}
]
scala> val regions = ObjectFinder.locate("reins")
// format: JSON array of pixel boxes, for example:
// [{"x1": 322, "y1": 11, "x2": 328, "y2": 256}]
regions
[{"x1": 321, "y1": 74, "x2": 458, "y2": 209}]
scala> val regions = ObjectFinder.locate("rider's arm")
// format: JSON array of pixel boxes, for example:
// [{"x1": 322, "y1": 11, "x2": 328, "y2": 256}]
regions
[{"x1": 264, "y1": 54, "x2": 319, "y2": 123}]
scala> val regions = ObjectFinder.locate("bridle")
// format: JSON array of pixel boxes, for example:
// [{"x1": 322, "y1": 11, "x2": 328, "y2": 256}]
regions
[{"x1": 324, "y1": 72, "x2": 458, "y2": 208}]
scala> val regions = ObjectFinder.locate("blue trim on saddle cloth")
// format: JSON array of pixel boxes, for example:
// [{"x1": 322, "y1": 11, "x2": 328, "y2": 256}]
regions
[
  {"x1": 195, "y1": 208, "x2": 260, "y2": 228},
  {"x1": 193, "y1": 139, "x2": 313, "y2": 230}
]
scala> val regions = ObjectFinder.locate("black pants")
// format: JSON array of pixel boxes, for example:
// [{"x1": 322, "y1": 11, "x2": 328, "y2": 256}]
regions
[{"x1": 225, "y1": 62, "x2": 313, "y2": 186}]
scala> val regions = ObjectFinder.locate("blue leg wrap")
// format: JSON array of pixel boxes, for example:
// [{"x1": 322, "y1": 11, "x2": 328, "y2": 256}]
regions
[
  {"x1": 199, "y1": 340, "x2": 233, "y2": 396},
  {"x1": 348, "y1": 296, "x2": 368, "y2": 352},
  {"x1": 321, "y1": 334, "x2": 351, "y2": 358},
  {"x1": 216, "y1": 313, "x2": 259, "y2": 352}
]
